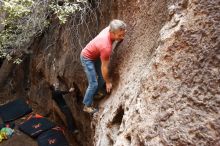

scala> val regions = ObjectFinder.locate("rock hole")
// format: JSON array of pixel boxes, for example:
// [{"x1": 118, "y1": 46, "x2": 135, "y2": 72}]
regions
[
  {"x1": 107, "y1": 134, "x2": 114, "y2": 145},
  {"x1": 112, "y1": 105, "x2": 124, "y2": 125},
  {"x1": 125, "y1": 134, "x2": 131, "y2": 144}
]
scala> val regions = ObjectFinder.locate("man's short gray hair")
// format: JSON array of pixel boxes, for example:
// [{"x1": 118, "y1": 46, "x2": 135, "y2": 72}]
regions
[{"x1": 109, "y1": 19, "x2": 127, "y2": 32}]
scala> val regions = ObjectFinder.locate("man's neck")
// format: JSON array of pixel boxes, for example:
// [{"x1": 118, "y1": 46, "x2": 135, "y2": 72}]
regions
[{"x1": 109, "y1": 32, "x2": 115, "y2": 42}]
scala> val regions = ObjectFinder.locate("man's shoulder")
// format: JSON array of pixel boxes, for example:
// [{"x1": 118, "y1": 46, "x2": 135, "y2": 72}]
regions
[
  {"x1": 88, "y1": 26, "x2": 111, "y2": 48},
  {"x1": 96, "y1": 38, "x2": 111, "y2": 49},
  {"x1": 96, "y1": 26, "x2": 109, "y2": 39}
]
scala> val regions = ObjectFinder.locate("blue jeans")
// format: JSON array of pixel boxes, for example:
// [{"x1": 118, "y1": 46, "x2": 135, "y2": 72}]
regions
[{"x1": 80, "y1": 55, "x2": 105, "y2": 106}]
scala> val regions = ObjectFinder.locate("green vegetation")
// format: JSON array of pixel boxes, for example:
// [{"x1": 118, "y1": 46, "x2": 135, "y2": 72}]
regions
[
  {"x1": 0, "y1": 0, "x2": 87, "y2": 63},
  {"x1": 50, "y1": 0, "x2": 86, "y2": 24}
]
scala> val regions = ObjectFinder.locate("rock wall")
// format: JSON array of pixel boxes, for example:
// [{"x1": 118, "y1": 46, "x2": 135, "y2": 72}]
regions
[{"x1": 94, "y1": 0, "x2": 220, "y2": 146}]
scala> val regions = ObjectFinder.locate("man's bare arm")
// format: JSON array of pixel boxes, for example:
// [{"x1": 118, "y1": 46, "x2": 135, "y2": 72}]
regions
[{"x1": 101, "y1": 60, "x2": 112, "y2": 92}]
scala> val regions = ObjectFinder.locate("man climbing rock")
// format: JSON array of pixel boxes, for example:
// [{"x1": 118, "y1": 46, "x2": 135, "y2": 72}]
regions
[
  {"x1": 50, "y1": 83, "x2": 79, "y2": 134},
  {"x1": 80, "y1": 19, "x2": 127, "y2": 114}
]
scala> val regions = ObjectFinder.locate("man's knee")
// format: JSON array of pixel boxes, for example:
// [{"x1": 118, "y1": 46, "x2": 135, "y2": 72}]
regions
[{"x1": 88, "y1": 81, "x2": 98, "y2": 90}]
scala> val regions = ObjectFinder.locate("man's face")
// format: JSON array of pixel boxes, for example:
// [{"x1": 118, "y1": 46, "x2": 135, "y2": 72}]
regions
[{"x1": 112, "y1": 29, "x2": 126, "y2": 40}]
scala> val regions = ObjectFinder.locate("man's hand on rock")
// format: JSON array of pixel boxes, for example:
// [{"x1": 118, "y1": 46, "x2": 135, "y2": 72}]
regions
[{"x1": 106, "y1": 82, "x2": 112, "y2": 93}]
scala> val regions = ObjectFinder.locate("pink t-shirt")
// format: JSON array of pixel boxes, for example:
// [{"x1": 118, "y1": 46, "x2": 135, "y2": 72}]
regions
[{"x1": 81, "y1": 27, "x2": 112, "y2": 61}]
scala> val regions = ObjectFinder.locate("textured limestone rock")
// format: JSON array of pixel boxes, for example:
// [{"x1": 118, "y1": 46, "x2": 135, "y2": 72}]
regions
[{"x1": 93, "y1": 0, "x2": 220, "y2": 146}]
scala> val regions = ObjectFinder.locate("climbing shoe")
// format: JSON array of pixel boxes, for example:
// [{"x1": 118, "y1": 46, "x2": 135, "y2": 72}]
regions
[
  {"x1": 94, "y1": 90, "x2": 107, "y2": 100},
  {"x1": 83, "y1": 106, "x2": 98, "y2": 114}
]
